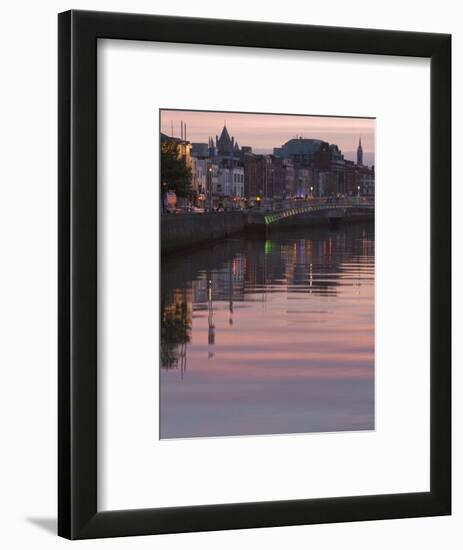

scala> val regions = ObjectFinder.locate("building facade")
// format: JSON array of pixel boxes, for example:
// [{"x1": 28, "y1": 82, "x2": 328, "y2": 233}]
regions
[
  {"x1": 217, "y1": 167, "x2": 245, "y2": 198},
  {"x1": 161, "y1": 125, "x2": 374, "y2": 207}
]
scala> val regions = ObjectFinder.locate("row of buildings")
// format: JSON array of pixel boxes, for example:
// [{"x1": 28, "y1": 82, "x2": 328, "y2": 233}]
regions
[{"x1": 161, "y1": 123, "x2": 374, "y2": 208}]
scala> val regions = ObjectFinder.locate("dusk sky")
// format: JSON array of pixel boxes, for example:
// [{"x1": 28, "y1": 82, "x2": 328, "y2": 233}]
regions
[{"x1": 160, "y1": 109, "x2": 375, "y2": 159}]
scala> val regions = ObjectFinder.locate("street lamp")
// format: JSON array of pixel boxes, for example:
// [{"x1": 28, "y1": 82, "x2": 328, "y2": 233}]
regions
[
  {"x1": 310, "y1": 185, "x2": 314, "y2": 199},
  {"x1": 207, "y1": 167, "x2": 213, "y2": 210}
]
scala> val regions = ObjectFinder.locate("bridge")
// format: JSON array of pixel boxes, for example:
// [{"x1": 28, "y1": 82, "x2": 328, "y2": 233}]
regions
[{"x1": 247, "y1": 198, "x2": 374, "y2": 227}]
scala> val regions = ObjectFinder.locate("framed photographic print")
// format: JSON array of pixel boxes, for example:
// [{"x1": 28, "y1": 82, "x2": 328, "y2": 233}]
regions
[{"x1": 58, "y1": 10, "x2": 451, "y2": 539}]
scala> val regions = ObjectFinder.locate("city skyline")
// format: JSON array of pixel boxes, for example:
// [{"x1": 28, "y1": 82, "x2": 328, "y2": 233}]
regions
[{"x1": 160, "y1": 109, "x2": 375, "y2": 159}]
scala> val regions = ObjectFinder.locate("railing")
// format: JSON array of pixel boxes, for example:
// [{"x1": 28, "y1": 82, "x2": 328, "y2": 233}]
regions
[
  {"x1": 255, "y1": 197, "x2": 374, "y2": 212},
  {"x1": 252, "y1": 199, "x2": 374, "y2": 225}
]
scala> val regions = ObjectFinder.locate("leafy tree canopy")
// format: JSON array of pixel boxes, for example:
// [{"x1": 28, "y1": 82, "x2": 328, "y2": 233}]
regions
[{"x1": 160, "y1": 141, "x2": 192, "y2": 198}]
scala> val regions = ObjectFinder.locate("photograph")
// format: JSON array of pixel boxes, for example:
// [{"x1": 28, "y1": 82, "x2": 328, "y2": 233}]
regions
[{"x1": 160, "y1": 109, "x2": 375, "y2": 439}]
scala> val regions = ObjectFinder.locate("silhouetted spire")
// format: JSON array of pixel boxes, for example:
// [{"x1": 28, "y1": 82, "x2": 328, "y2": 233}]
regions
[
  {"x1": 357, "y1": 136, "x2": 363, "y2": 165},
  {"x1": 217, "y1": 125, "x2": 233, "y2": 155}
]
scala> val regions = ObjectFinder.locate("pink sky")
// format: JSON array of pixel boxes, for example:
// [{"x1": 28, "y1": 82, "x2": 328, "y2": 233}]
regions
[{"x1": 160, "y1": 109, "x2": 375, "y2": 156}]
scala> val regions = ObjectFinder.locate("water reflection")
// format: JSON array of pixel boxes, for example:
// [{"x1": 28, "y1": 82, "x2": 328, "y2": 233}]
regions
[{"x1": 160, "y1": 223, "x2": 374, "y2": 438}]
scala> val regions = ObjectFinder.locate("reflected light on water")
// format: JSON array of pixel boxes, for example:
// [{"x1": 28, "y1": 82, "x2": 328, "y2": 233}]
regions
[{"x1": 160, "y1": 223, "x2": 374, "y2": 439}]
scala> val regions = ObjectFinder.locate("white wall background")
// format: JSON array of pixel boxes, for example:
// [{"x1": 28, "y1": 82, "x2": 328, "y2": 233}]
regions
[{"x1": 0, "y1": 1, "x2": 458, "y2": 549}]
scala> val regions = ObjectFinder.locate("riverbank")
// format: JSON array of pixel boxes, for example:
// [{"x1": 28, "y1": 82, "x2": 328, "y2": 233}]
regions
[
  {"x1": 161, "y1": 211, "x2": 246, "y2": 253},
  {"x1": 161, "y1": 209, "x2": 373, "y2": 253}
]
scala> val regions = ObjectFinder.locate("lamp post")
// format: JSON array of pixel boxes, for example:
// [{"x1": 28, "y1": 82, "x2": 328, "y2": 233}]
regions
[
  {"x1": 207, "y1": 166, "x2": 213, "y2": 210},
  {"x1": 310, "y1": 185, "x2": 314, "y2": 199}
]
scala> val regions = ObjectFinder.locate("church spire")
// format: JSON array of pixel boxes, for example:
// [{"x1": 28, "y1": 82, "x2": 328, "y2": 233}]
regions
[
  {"x1": 357, "y1": 136, "x2": 363, "y2": 166},
  {"x1": 217, "y1": 124, "x2": 233, "y2": 155}
]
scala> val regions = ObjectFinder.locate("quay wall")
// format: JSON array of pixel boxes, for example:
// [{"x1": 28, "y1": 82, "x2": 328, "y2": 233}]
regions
[
  {"x1": 161, "y1": 211, "x2": 246, "y2": 253},
  {"x1": 162, "y1": 209, "x2": 374, "y2": 252}
]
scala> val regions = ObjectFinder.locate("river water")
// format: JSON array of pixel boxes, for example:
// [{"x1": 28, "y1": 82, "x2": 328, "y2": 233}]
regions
[{"x1": 160, "y1": 222, "x2": 374, "y2": 439}]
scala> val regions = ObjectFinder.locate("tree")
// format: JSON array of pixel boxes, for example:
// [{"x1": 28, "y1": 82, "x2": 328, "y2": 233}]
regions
[
  {"x1": 160, "y1": 299, "x2": 191, "y2": 370},
  {"x1": 160, "y1": 141, "x2": 192, "y2": 198}
]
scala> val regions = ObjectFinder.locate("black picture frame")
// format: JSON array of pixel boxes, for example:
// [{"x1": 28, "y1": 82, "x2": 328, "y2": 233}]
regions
[{"x1": 58, "y1": 9, "x2": 451, "y2": 540}]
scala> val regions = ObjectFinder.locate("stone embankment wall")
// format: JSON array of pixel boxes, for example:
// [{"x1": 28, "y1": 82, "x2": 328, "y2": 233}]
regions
[
  {"x1": 161, "y1": 209, "x2": 373, "y2": 252},
  {"x1": 161, "y1": 211, "x2": 246, "y2": 253}
]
